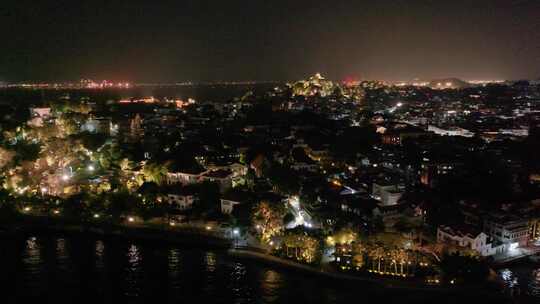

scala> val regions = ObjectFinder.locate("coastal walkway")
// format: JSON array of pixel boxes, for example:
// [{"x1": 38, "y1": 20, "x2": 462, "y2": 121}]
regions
[
  {"x1": 493, "y1": 246, "x2": 540, "y2": 265},
  {"x1": 228, "y1": 248, "x2": 454, "y2": 291}
]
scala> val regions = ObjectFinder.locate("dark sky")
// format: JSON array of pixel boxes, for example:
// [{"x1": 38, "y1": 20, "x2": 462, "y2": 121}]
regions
[{"x1": 1, "y1": 0, "x2": 539, "y2": 82}]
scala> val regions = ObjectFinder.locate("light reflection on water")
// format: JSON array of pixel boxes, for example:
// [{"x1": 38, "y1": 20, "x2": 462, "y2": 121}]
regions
[
  {"x1": 499, "y1": 268, "x2": 518, "y2": 288},
  {"x1": 23, "y1": 237, "x2": 40, "y2": 269},
  {"x1": 498, "y1": 267, "x2": 540, "y2": 297},
  {"x1": 229, "y1": 262, "x2": 253, "y2": 303},
  {"x1": 95, "y1": 240, "x2": 105, "y2": 269},
  {"x1": 205, "y1": 251, "x2": 217, "y2": 272},
  {"x1": 261, "y1": 270, "x2": 282, "y2": 303},
  {"x1": 127, "y1": 244, "x2": 140, "y2": 268},
  {"x1": 124, "y1": 243, "x2": 142, "y2": 298},
  {"x1": 529, "y1": 269, "x2": 540, "y2": 297},
  {"x1": 22, "y1": 236, "x2": 42, "y2": 292},
  {"x1": 56, "y1": 238, "x2": 71, "y2": 272},
  {"x1": 168, "y1": 248, "x2": 183, "y2": 291},
  {"x1": 202, "y1": 251, "x2": 218, "y2": 296},
  {"x1": 3, "y1": 235, "x2": 516, "y2": 304}
]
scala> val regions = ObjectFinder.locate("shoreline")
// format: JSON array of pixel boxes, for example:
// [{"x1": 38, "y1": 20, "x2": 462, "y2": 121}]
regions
[
  {"x1": 0, "y1": 217, "x2": 508, "y2": 296},
  {"x1": 228, "y1": 248, "x2": 472, "y2": 292},
  {"x1": 2, "y1": 216, "x2": 231, "y2": 249}
]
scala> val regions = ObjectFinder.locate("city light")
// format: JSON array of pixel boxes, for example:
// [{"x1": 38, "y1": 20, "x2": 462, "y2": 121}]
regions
[{"x1": 1, "y1": 2, "x2": 539, "y2": 299}]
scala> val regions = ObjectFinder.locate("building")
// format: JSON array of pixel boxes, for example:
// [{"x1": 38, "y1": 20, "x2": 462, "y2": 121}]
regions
[
  {"x1": 165, "y1": 194, "x2": 195, "y2": 211},
  {"x1": 437, "y1": 225, "x2": 502, "y2": 256},
  {"x1": 200, "y1": 169, "x2": 235, "y2": 192},
  {"x1": 167, "y1": 171, "x2": 201, "y2": 185},
  {"x1": 380, "y1": 124, "x2": 427, "y2": 146},
  {"x1": 220, "y1": 199, "x2": 241, "y2": 214},
  {"x1": 372, "y1": 182, "x2": 404, "y2": 206},
  {"x1": 28, "y1": 107, "x2": 52, "y2": 127},
  {"x1": 81, "y1": 117, "x2": 112, "y2": 134},
  {"x1": 484, "y1": 213, "x2": 530, "y2": 248},
  {"x1": 420, "y1": 160, "x2": 463, "y2": 188},
  {"x1": 427, "y1": 125, "x2": 474, "y2": 137}
]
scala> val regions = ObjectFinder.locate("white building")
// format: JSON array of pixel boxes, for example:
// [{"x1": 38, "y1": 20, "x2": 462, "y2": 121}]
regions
[
  {"x1": 499, "y1": 128, "x2": 529, "y2": 137},
  {"x1": 437, "y1": 225, "x2": 503, "y2": 256},
  {"x1": 428, "y1": 125, "x2": 474, "y2": 137},
  {"x1": 81, "y1": 117, "x2": 112, "y2": 134},
  {"x1": 484, "y1": 214, "x2": 530, "y2": 248},
  {"x1": 165, "y1": 194, "x2": 195, "y2": 211},
  {"x1": 372, "y1": 182, "x2": 404, "y2": 206},
  {"x1": 28, "y1": 107, "x2": 52, "y2": 127},
  {"x1": 167, "y1": 164, "x2": 246, "y2": 193},
  {"x1": 167, "y1": 172, "x2": 201, "y2": 185},
  {"x1": 220, "y1": 199, "x2": 241, "y2": 214}
]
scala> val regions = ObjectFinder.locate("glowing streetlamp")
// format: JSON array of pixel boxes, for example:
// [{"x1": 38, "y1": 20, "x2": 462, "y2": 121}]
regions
[
  {"x1": 128, "y1": 217, "x2": 135, "y2": 223},
  {"x1": 232, "y1": 228, "x2": 240, "y2": 247},
  {"x1": 87, "y1": 165, "x2": 95, "y2": 172},
  {"x1": 93, "y1": 213, "x2": 100, "y2": 219}
]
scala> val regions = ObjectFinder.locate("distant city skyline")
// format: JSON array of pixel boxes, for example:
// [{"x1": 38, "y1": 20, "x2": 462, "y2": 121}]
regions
[{"x1": 1, "y1": 0, "x2": 539, "y2": 82}]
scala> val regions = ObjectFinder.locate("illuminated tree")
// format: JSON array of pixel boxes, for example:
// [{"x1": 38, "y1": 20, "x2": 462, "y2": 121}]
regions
[
  {"x1": 351, "y1": 242, "x2": 366, "y2": 268},
  {"x1": 252, "y1": 201, "x2": 285, "y2": 243},
  {"x1": 327, "y1": 227, "x2": 358, "y2": 246},
  {"x1": 0, "y1": 147, "x2": 15, "y2": 169},
  {"x1": 141, "y1": 161, "x2": 169, "y2": 185},
  {"x1": 282, "y1": 232, "x2": 320, "y2": 263},
  {"x1": 97, "y1": 143, "x2": 122, "y2": 170},
  {"x1": 120, "y1": 158, "x2": 134, "y2": 172},
  {"x1": 368, "y1": 244, "x2": 386, "y2": 272}
]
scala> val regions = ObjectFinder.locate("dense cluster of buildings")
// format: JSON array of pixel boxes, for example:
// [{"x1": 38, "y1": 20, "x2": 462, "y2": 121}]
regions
[{"x1": 2, "y1": 75, "x2": 540, "y2": 265}]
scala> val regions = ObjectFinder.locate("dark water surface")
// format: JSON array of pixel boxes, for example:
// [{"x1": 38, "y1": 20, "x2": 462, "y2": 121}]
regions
[{"x1": 0, "y1": 234, "x2": 513, "y2": 304}]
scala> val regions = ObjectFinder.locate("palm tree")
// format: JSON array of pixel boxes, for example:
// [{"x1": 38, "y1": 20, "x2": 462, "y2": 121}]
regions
[
  {"x1": 388, "y1": 248, "x2": 408, "y2": 275},
  {"x1": 352, "y1": 241, "x2": 366, "y2": 268},
  {"x1": 119, "y1": 158, "x2": 134, "y2": 172},
  {"x1": 369, "y1": 245, "x2": 385, "y2": 272},
  {"x1": 142, "y1": 162, "x2": 169, "y2": 185}
]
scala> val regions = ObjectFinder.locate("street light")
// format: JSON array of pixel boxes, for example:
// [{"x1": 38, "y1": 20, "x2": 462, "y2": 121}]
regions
[
  {"x1": 93, "y1": 213, "x2": 100, "y2": 219},
  {"x1": 87, "y1": 165, "x2": 95, "y2": 172},
  {"x1": 232, "y1": 228, "x2": 240, "y2": 248}
]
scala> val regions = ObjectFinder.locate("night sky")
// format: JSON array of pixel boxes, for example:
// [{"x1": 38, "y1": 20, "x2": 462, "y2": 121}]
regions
[{"x1": 1, "y1": 0, "x2": 539, "y2": 82}]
